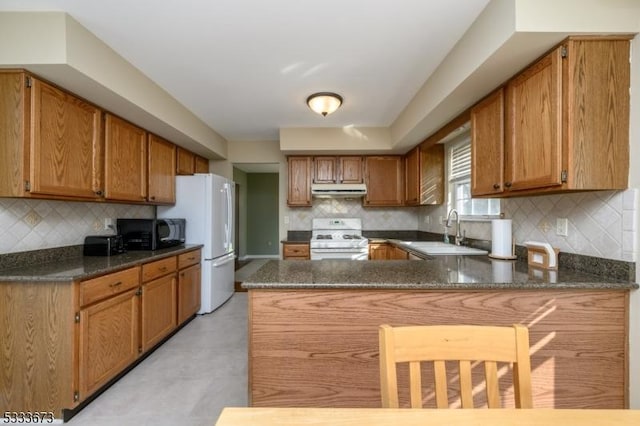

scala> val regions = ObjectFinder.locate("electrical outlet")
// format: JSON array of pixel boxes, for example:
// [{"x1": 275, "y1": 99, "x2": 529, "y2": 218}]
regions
[
  {"x1": 423, "y1": 216, "x2": 430, "y2": 224},
  {"x1": 439, "y1": 216, "x2": 444, "y2": 225},
  {"x1": 284, "y1": 216, "x2": 289, "y2": 224},
  {"x1": 556, "y1": 218, "x2": 568, "y2": 236},
  {"x1": 104, "y1": 218, "x2": 115, "y2": 231}
]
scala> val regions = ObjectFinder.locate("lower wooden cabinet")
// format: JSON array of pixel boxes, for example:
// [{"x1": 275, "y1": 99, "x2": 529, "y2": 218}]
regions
[
  {"x1": 283, "y1": 242, "x2": 310, "y2": 260},
  {"x1": 0, "y1": 248, "x2": 202, "y2": 417},
  {"x1": 390, "y1": 245, "x2": 409, "y2": 260},
  {"x1": 178, "y1": 263, "x2": 201, "y2": 324},
  {"x1": 368, "y1": 243, "x2": 390, "y2": 260},
  {"x1": 79, "y1": 287, "x2": 140, "y2": 400},
  {"x1": 141, "y1": 273, "x2": 177, "y2": 352}
]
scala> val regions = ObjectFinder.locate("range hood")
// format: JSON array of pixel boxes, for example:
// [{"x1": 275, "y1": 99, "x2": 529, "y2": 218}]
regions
[{"x1": 311, "y1": 183, "x2": 367, "y2": 198}]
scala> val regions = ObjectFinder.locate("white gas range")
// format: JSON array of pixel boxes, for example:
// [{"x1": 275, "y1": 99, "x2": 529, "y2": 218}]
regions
[{"x1": 309, "y1": 218, "x2": 369, "y2": 260}]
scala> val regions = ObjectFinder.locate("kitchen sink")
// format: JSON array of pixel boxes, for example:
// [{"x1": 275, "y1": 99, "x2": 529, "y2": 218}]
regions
[{"x1": 399, "y1": 241, "x2": 488, "y2": 256}]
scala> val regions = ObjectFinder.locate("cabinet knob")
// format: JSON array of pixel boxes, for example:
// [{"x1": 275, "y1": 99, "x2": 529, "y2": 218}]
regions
[
  {"x1": 504, "y1": 182, "x2": 512, "y2": 188},
  {"x1": 95, "y1": 190, "x2": 103, "y2": 196},
  {"x1": 493, "y1": 184, "x2": 500, "y2": 190},
  {"x1": 150, "y1": 196, "x2": 156, "y2": 200}
]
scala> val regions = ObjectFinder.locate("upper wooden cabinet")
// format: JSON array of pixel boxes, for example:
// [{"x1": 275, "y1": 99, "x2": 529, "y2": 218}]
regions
[
  {"x1": 312, "y1": 156, "x2": 363, "y2": 184},
  {"x1": 287, "y1": 156, "x2": 312, "y2": 207},
  {"x1": 147, "y1": 134, "x2": 176, "y2": 204},
  {"x1": 0, "y1": 72, "x2": 103, "y2": 200},
  {"x1": 404, "y1": 147, "x2": 420, "y2": 205},
  {"x1": 471, "y1": 88, "x2": 505, "y2": 196},
  {"x1": 194, "y1": 154, "x2": 209, "y2": 173},
  {"x1": 176, "y1": 147, "x2": 195, "y2": 175},
  {"x1": 471, "y1": 36, "x2": 630, "y2": 197},
  {"x1": 420, "y1": 144, "x2": 445, "y2": 205},
  {"x1": 313, "y1": 156, "x2": 337, "y2": 183},
  {"x1": 364, "y1": 156, "x2": 404, "y2": 207},
  {"x1": 104, "y1": 114, "x2": 147, "y2": 202},
  {"x1": 339, "y1": 156, "x2": 364, "y2": 184}
]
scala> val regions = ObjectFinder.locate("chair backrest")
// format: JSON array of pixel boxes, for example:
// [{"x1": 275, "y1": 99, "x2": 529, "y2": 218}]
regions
[{"x1": 378, "y1": 324, "x2": 532, "y2": 409}]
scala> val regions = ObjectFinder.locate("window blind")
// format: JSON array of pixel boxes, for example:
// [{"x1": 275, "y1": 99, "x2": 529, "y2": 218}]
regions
[{"x1": 449, "y1": 141, "x2": 471, "y2": 180}]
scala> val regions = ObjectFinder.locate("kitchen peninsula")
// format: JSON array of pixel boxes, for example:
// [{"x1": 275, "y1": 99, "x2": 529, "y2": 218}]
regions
[{"x1": 244, "y1": 258, "x2": 637, "y2": 409}]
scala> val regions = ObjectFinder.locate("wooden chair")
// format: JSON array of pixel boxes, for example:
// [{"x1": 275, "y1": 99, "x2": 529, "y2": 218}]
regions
[{"x1": 378, "y1": 324, "x2": 532, "y2": 409}]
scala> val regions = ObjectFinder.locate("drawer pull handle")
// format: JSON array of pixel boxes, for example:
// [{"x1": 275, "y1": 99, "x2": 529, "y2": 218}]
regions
[
  {"x1": 109, "y1": 281, "x2": 123, "y2": 288},
  {"x1": 159, "y1": 266, "x2": 167, "y2": 271}
]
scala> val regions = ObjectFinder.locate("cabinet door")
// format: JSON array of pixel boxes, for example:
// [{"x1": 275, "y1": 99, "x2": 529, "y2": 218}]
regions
[
  {"x1": 79, "y1": 288, "x2": 139, "y2": 400},
  {"x1": 141, "y1": 273, "x2": 177, "y2": 352},
  {"x1": 178, "y1": 263, "x2": 201, "y2": 324},
  {"x1": 471, "y1": 88, "x2": 504, "y2": 196},
  {"x1": 368, "y1": 243, "x2": 389, "y2": 260},
  {"x1": 404, "y1": 147, "x2": 420, "y2": 206},
  {"x1": 421, "y1": 144, "x2": 444, "y2": 205},
  {"x1": 389, "y1": 245, "x2": 409, "y2": 260},
  {"x1": 104, "y1": 114, "x2": 147, "y2": 202},
  {"x1": 29, "y1": 78, "x2": 102, "y2": 199},
  {"x1": 339, "y1": 156, "x2": 363, "y2": 184},
  {"x1": 194, "y1": 155, "x2": 209, "y2": 173},
  {"x1": 287, "y1": 156, "x2": 312, "y2": 207},
  {"x1": 364, "y1": 156, "x2": 404, "y2": 207},
  {"x1": 313, "y1": 156, "x2": 337, "y2": 183},
  {"x1": 176, "y1": 147, "x2": 195, "y2": 175},
  {"x1": 148, "y1": 134, "x2": 176, "y2": 204},
  {"x1": 505, "y1": 47, "x2": 563, "y2": 191}
]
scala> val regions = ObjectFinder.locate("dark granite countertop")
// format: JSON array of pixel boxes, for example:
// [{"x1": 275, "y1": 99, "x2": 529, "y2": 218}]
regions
[
  {"x1": 0, "y1": 244, "x2": 203, "y2": 283},
  {"x1": 242, "y1": 258, "x2": 638, "y2": 290}
]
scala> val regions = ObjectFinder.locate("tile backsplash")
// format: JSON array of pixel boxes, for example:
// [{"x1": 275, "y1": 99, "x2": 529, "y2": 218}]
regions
[
  {"x1": 419, "y1": 189, "x2": 638, "y2": 262},
  {"x1": 0, "y1": 198, "x2": 154, "y2": 254},
  {"x1": 287, "y1": 198, "x2": 419, "y2": 231}
]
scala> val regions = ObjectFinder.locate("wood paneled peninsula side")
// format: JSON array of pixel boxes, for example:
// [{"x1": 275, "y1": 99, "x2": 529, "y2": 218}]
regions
[{"x1": 244, "y1": 258, "x2": 637, "y2": 410}]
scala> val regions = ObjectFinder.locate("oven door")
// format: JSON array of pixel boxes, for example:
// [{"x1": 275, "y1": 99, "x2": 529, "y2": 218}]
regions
[{"x1": 310, "y1": 249, "x2": 368, "y2": 260}]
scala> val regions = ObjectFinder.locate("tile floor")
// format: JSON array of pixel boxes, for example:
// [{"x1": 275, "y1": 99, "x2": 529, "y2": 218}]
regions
[{"x1": 67, "y1": 292, "x2": 248, "y2": 425}]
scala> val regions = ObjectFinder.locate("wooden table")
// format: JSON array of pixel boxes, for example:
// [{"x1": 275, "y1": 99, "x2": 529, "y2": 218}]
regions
[{"x1": 216, "y1": 407, "x2": 640, "y2": 425}]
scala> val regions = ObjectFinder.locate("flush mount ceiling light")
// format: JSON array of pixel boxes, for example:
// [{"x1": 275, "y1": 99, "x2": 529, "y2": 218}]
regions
[{"x1": 306, "y1": 92, "x2": 343, "y2": 117}]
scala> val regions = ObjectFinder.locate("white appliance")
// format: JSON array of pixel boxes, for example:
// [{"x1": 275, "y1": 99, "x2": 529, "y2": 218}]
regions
[
  {"x1": 309, "y1": 218, "x2": 368, "y2": 260},
  {"x1": 158, "y1": 173, "x2": 235, "y2": 314}
]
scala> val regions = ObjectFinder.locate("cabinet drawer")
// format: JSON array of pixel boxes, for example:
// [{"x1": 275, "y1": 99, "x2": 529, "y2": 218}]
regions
[
  {"x1": 80, "y1": 267, "x2": 140, "y2": 307},
  {"x1": 142, "y1": 256, "x2": 177, "y2": 282},
  {"x1": 178, "y1": 249, "x2": 201, "y2": 269},
  {"x1": 283, "y1": 243, "x2": 310, "y2": 259}
]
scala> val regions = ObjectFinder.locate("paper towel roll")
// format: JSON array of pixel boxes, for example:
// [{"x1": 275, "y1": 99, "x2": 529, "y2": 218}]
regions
[{"x1": 490, "y1": 219, "x2": 515, "y2": 259}]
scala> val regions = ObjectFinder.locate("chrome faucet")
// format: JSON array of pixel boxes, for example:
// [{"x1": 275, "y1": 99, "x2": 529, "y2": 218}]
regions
[{"x1": 446, "y1": 209, "x2": 463, "y2": 246}]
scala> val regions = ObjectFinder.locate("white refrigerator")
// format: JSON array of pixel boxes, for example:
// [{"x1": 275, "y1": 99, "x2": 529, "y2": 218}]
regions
[{"x1": 158, "y1": 173, "x2": 235, "y2": 314}]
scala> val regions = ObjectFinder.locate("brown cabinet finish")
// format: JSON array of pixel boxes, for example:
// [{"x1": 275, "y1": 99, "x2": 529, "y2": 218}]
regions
[
  {"x1": 389, "y1": 245, "x2": 409, "y2": 260},
  {"x1": 0, "y1": 72, "x2": 103, "y2": 200},
  {"x1": 142, "y1": 256, "x2": 178, "y2": 283},
  {"x1": 506, "y1": 47, "x2": 563, "y2": 192},
  {"x1": 147, "y1": 134, "x2": 176, "y2": 204},
  {"x1": 471, "y1": 88, "x2": 505, "y2": 196},
  {"x1": 368, "y1": 243, "x2": 389, "y2": 260},
  {"x1": 176, "y1": 146, "x2": 196, "y2": 175},
  {"x1": 79, "y1": 287, "x2": 140, "y2": 400},
  {"x1": 472, "y1": 37, "x2": 631, "y2": 197},
  {"x1": 283, "y1": 242, "x2": 310, "y2": 260},
  {"x1": 313, "y1": 156, "x2": 337, "y2": 183},
  {"x1": 29, "y1": 77, "x2": 103, "y2": 199},
  {"x1": 420, "y1": 144, "x2": 445, "y2": 205},
  {"x1": 194, "y1": 155, "x2": 209, "y2": 173},
  {"x1": 104, "y1": 114, "x2": 147, "y2": 201},
  {"x1": 364, "y1": 156, "x2": 404, "y2": 207},
  {"x1": 141, "y1": 273, "x2": 178, "y2": 352},
  {"x1": 404, "y1": 147, "x2": 420, "y2": 205},
  {"x1": 339, "y1": 156, "x2": 364, "y2": 184},
  {"x1": 178, "y1": 263, "x2": 201, "y2": 324},
  {"x1": 287, "y1": 156, "x2": 312, "y2": 207},
  {"x1": 79, "y1": 266, "x2": 140, "y2": 307}
]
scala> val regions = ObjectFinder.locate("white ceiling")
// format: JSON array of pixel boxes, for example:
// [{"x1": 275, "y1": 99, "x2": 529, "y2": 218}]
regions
[{"x1": 0, "y1": 0, "x2": 490, "y2": 142}]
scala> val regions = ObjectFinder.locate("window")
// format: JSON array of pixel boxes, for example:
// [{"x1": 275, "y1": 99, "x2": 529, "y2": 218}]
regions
[{"x1": 448, "y1": 138, "x2": 500, "y2": 219}]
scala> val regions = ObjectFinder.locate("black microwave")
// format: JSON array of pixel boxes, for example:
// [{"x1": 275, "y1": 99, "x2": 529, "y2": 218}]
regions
[{"x1": 116, "y1": 218, "x2": 186, "y2": 251}]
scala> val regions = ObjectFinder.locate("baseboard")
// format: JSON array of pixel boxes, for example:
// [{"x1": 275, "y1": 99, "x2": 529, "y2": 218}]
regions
[{"x1": 243, "y1": 255, "x2": 279, "y2": 259}]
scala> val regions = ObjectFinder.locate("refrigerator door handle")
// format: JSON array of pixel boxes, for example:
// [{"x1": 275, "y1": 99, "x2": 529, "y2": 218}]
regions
[
  {"x1": 212, "y1": 252, "x2": 235, "y2": 267},
  {"x1": 225, "y1": 183, "x2": 233, "y2": 251}
]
